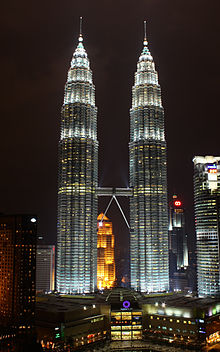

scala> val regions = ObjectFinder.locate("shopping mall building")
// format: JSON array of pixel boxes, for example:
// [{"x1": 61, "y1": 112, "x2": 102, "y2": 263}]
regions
[{"x1": 36, "y1": 288, "x2": 220, "y2": 350}]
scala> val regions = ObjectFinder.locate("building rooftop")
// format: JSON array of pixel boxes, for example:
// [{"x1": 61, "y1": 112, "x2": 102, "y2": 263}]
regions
[
  {"x1": 142, "y1": 292, "x2": 220, "y2": 311},
  {"x1": 36, "y1": 290, "x2": 220, "y2": 317},
  {"x1": 36, "y1": 294, "x2": 97, "y2": 313},
  {"x1": 97, "y1": 287, "x2": 143, "y2": 310}
]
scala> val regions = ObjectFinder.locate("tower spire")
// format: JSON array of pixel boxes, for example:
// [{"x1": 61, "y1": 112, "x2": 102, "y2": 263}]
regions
[
  {"x1": 143, "y1": 20, "x2": 148, "y2": 46},
  {"x1": 79, "y1": 16, "x2": 83, "y2": 42}
]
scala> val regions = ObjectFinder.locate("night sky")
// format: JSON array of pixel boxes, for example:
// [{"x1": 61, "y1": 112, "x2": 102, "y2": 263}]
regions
[{"x1": 1, "y1": 1, "x2": 220, "y2": 271}]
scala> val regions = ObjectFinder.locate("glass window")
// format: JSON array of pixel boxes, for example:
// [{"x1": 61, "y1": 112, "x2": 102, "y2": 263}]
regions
[
  {"x1": 122, "y1": 331, "x2": 131, "y2": 340},
  {"x1": 111, "y1": 331, "x2": 121, "y2": 340},
  {"x1": 111, "y1": 326, "x2": 121, "y2": 330},
  {"x1": 132, "y1": 330, "x2": 142, "y2": 340}
]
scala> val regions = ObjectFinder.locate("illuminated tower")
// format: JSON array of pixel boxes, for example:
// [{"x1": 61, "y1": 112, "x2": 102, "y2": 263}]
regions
[
  {"x1": 97, "y1": 213, "x2": 115, "y2": 289},
  {"x1": 169, "y1": 195, "x2": 188, "y2": 272},
  {"x1": 193, "y1": 156, "x2": 220, "y2": 297},
  {"x1": 129, "y1": 22, "x2": 169, "y2": 292},
  {"x1": 57, "y1": 19, "x2": 98, "y2": 293}
]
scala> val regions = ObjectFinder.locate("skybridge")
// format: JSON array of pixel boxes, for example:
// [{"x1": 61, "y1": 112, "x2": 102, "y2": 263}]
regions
[{"x1": 96, "y1": 187, "x2": 133, "y2": 229}]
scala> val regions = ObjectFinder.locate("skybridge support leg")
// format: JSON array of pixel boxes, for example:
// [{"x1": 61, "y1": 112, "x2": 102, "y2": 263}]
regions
[{"x1": 99, "y1": 194, "x2": 130, "y2": 229}]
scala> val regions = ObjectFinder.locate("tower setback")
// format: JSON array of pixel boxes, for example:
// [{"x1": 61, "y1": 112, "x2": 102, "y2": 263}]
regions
[
  {"x1": 129, "y1": 23, "x2": 169, "y2": 292},
  {"x1": 57, "y1": 21, "x2": 98, "y2": 293}
]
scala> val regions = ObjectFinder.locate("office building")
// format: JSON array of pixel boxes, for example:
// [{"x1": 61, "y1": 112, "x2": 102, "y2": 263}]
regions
[
  {"x1": 97, "y1": 213, "x2": 115, "y2": 290},
  {"x1": 193, "y1": 156, "x2": 220, "y2": 297},
  {"x1": 57, "y1": 19, "x2": 98, "y2": 293},
  {"x1": 0, "y1": 215, "x2": 37, "y2": 336},
  {"x1": 169, "y1": 195, "x2": 188, "y2": 270},
  {"x1": 36, "y1": 245, "x2": 55, "y2": 292},
  {"x1": 129, "y1": 22, "x2": 169, "y2": 292}
]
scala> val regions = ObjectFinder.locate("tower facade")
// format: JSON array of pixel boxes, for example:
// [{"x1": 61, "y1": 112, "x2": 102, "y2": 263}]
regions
[
  {"x1": 36, "y1": 245, "x2": 55, "y2": 292},
  {"x1": 97, "y1": 213, "x2": 115, "y2": 289},
  {"x1": 57, "y1": 24, "x2": 98, "y2": 293},
  {"x1": 0, "y1": 215, "x2": 36, "y2": 334},
  {"x1": 193, "y1": 156, "x2": 220, "y2": 297},
  {"x1": 129, "y1": 25, "x2": 169, "y2": 292},
  {"x1": 169, "y1": 195, "x2": 188, "y2": 273}
]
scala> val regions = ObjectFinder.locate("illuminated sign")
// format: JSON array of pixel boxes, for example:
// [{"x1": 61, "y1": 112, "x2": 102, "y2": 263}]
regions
[
  {"x1": 209, "y1": 169, "x2": 217, "y2": 173},
  {"x1": 123, "y1": 300, "x2": 131, "y2": 309},
  {"x1": 174, "y1": 201, "x2": 181, "y2": 207},
  {"x1": 207, "y1": 164, "x2": 217, "y2": 169},
  {"x1": 207, "y1": 331, "x2": 220, "y2": 344}
]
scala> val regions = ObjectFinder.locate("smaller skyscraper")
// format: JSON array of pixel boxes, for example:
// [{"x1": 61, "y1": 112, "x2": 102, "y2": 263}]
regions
[
  {"x1": 169, "y1": 195, "x2": 188, "y2": 273},
  {"x1": 36, "y1": 245, "x2": 55, "y2": 292},
  {"x1": 193, "y1": 156, "x2": 220, "y2": 297},
  {"x1": 0, "y1": 215, "x2": 37, "y2": 336},
  {"x1": 97, "y1": 213, "x2": 115, "y2": 289}
]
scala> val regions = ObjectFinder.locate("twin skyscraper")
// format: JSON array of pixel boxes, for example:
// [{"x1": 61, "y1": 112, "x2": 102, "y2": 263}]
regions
[{"x1": 57, "y1": 19, "x2": 169, "y2": 294}]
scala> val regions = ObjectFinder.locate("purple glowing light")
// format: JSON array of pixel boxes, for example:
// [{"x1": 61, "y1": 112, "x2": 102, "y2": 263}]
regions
[{"x1": 123, "y1": 300, "x2": 130, "y2": 309}]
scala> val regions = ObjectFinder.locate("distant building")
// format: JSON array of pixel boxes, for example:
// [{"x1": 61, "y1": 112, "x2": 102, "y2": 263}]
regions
[
  {"x1": 169, "y1": 195, "x2": 189, "y2": 291},
  {"x1": 169, "y1": 195, "x2": 188, "y2": 271},
  {"x1": 169, "y1": 268, "x2": 189, "y2": 293},
  {"x1": 115, "y1": 246, "x2": 130, "y2": 287},
  {"x1": 97, "y1": 213, "x2": 115, "y2": 289},
  {"x1": 36, "y1": 245, "x2": 55, "y2": 292},
  {"x1": 193, "y1": 156, "x2": 220, "y2": 297},
  {"x1": 0, "y1": 214, "x2": 37, "y2": 339}
]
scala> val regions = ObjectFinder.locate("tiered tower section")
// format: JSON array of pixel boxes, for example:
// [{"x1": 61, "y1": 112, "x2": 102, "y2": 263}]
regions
[
  {"x1": 129, "y1": 24, "x2": 169, "y2": 292},
  {"x1": 57, "y1": 25, "x2": 98, "y2": 293}
]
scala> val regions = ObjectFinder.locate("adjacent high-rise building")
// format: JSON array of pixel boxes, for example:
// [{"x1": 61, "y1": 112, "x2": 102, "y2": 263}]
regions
[
  {"x1": 193, "y1": 156, "x2": 220, "y2": 297},
  {"x1": 169, "y1": 195, "x2": 188, "y2": 274},
  {"x1": 97, "y1": 213, "x2": 115, "y2": 289},
  {"x1": 36, "y1": 245, "x2": 55, "y2": 292},
  {"x1": 57, "y1": 20, "x2": 98, "y2": 293},
  {"x1": 0, "y1": 215, "x2": 36, "y2": 335},
  {"x1": 129, "y1": 23, "x2": 169, "y2": 292}
]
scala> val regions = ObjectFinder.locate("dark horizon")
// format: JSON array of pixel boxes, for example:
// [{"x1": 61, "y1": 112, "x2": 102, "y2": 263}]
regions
[{"x1": 1, "y1": 1, "x2": 220, "y2": 264}]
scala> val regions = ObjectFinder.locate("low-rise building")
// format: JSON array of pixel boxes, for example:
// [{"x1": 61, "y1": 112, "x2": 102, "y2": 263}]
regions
[
  {"x1": 36, "y1": 295, "x2": 110, "y2": 350},
  {"x1": 36, "y1": 289, "x2": 220, "y2": 350},
  {"x1": 142, "y1": 293, "x2": 220, "y2": 348}
]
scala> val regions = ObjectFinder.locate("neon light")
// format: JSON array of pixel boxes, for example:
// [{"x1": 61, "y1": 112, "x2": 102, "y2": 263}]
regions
[
  {"x1": 123, "y1": 300, "x2": 131, "y2": 309},
  {"x1": 209, "y1": 169, "x2": 217, "y2": 173},
  {"x1": 174, "y1": 201, "x2": 181, "y2": 206}
]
